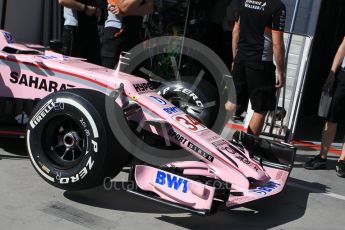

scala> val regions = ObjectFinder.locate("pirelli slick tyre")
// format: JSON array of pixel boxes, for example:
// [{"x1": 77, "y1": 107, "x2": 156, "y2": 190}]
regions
[{"x1": 26, "y1": 89, "x2": 130, "y2": 191}]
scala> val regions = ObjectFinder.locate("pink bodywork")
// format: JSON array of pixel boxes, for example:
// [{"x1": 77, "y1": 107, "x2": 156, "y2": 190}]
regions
[
  {"x1": 135, "y1": 165, "x2": 216, "y2": 210},
  {"x1": 0, "y1": 30, "x2": 293, "y2": 211}
]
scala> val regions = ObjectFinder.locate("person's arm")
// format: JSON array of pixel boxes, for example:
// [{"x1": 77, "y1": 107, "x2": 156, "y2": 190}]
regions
[
  {"x1": 323, "y1": 36, "x2": 345, "y2": 90},
  {"x1": 112, "y1": 0, "x2": 153, "y2": 16},
  {"x1": 331, "y1": 36, "x2": 345, "y2": 73},
  {"x1": 272, "y1": 30, "x2": 285, "y2": 88},
  {"x1": 58, "y1": 0, "x2": 97, "y2": 16},
  {"x1": 271, "y1": 3, "x2": 286, "y2": 88},
  {"x1": 230, "y1": 0, "x2": 240, "y2": 67},
  {"x1": 116, "y1": 0, "x2": 142, "y2": 13},
  {"x1": 232, "y1": 21, "x2": 240, "y2": 61},
  {"x1": 128, "y1": 0, "x2": 154, "y2": 16}
]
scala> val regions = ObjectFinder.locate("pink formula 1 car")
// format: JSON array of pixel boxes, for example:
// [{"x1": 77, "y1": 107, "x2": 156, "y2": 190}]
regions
[{"x1": 0, "y1": 30, "x2": 296, "y2": 215}]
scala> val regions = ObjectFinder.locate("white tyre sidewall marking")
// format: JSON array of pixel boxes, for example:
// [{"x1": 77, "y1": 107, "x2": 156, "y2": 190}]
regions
[
  {"x1": 27, "y1": 97, "x2": 99, "y2": 182},
  {"x1": 26, "y1": 130, "x2": 55, "y2": 182},
  {"x1": 56, "y1": 98, "x2": 99, "y2": 138}
]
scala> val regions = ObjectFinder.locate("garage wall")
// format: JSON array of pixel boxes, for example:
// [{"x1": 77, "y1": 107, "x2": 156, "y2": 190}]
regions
[
  {"x1": 1, "y1": 0, "x2": 61, "y2": 45},
  {"x1": 4, "y1": 0, "x2": 43, "y2": 43},
  {"x1": 282, "y1": 0, "x2": 321, "y2": 35},
  {"x1": 0, "y1": 0, "x2": 7, "y2": 28}
]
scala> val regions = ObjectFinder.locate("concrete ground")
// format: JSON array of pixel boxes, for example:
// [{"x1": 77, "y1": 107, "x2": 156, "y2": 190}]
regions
[{"x1": 0, "y1": 137, "x2": 345, "y2": 230}]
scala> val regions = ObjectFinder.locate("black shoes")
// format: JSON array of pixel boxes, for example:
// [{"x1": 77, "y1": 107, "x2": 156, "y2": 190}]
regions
[
  {"x1": 336, "y1": 160, "x2": 345, "y2": 178},
  {"x1": 304, "y1": 155, "x2": 345, "y2": 178},
  {"x1": 304, "y1": 155, "x2": 327, "y2": 170}
]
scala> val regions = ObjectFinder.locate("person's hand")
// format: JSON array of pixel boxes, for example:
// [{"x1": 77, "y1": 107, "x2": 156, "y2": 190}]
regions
[
  {"x1": 323, "y1": 71, "x2": 335, "y2": 92},
  {"x1": 225, "y1": 101, "x2": 236, "y2": 112},
  {"x1": 275, "y1": 72, "x2": 285, "y2": 88},
  {"x1": 109, "y1": 5, "x2": 121, "y2": 15},
  {"x1": 84, "y1": 5, "x2": 97, "y2": 16}
]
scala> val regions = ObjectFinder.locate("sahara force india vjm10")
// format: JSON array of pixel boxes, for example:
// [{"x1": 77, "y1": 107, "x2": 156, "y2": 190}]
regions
[{"x1": 0, "y1": 30, "x2": 296, "y2": 215}]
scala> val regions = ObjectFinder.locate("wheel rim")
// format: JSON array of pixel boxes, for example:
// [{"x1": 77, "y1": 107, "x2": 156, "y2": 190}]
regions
[{"x1": 42, "y1": 116, "x2": 85, "y2": 169}]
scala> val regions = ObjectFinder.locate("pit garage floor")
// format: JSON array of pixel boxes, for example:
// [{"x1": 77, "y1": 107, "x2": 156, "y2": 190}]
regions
[{"x1": 0, "y1": 136, "x2": 345, "y2": 230}]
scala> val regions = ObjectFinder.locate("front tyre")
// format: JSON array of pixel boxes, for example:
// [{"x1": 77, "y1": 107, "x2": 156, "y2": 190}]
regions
[
  {"x1": 26, "y1": 89, "x2": 130, "y2": 191},
  {"x1": 157, "y1": 77, "x2": 219, "y2": 128}
]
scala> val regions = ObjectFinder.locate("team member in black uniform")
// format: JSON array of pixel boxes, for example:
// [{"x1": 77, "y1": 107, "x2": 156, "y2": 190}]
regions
[
  {"x1": 304, "y1": 36, "x2": 345, "y2": 177},
  {"x1": 225, "y1": 0, "x2": 286, "y2": 136},
  {"x1": 58, "y1": 0, "x2": 103, "y2": 64}
]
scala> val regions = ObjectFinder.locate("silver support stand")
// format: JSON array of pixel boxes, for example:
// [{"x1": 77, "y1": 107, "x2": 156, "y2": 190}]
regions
[{"x1": 265, "y1": 0, "x2": 301, "y2": 142}]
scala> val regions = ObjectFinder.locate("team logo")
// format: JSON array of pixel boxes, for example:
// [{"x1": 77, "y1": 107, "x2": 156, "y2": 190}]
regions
[
  {"x1": 250, "y1": 181, "x2": 281, "y2": 195},
  {"x1": 149, "y1": 96, "x2": 167, "y2": 105},
  {"x1": 155, "y1": 171, "x2": 188, "y2": 193},
  {"x1": 245, "y1": 0, "x2": 267, "y2": 11},
  {"x1": 133, "y1": 83, "x2": 155, "y2": 93},
  {"x1": 163, "y1": 106, "x2": 180, "y2": 114},
  {"x1": 2, "y1": 31, "x2": 14, "y2": 43}
]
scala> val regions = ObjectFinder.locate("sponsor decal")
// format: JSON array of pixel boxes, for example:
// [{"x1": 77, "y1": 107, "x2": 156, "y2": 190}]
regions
[
  {"x1": 172, "y1": 114, "x2": 207, "y2": 132},
  {"x1": 198, "y1": 130, "x2": 214, "y2": 137},
  {"x1": 58, "y1": 156, "x2": 95, "y2": 184},
  {"x1": 206, "y1": 135, "x2": 221, "y2": 142},
  {"x1": 187, "y1": 142, "x2": 214, "y2": 162},
  {"x1": 15, "y1": 112, "x2": 29, "y2": 125},
  {"x1": 2, "y1": 31, "x2": 14, "y2": 43},
  {"x1": 155, "y1": 170, "x2": 188, "y2": 193},
  {"x1": 30, "y1": 99, "x2": 55, "y2": 128},
  {"x1": 160, "y1": 86, "x2": 204, "y2": 107},
  {"x1": 215, "y1": 142, "x2": 260, "y2": 171},
  {"x1": 250, "y1": 181, "x2": 281, "y2": 195},
  {"x1": 275, "y1": 171, "x2": 283, "y2": 180},
  {"x1": 38, "y1": 55, "x2": 63, "y2": 60},
  {"x1": 167, "y1": 129, "x2": 214, "y2": 162},
  {"x1": 163, "y1": 106, "x2": 180, "y2": 114},
  {"x1": 275, "y1": 171, "x2": 284, "y2": 181},
  {"x1": 279, "y1": 11, "x2": 286, "y2": 31},
  {"x1": 245, "y1": 0, "x2": 266, "y2": 11},
  {"x1": 168, "y1": 129, "x2": 189, "y2": 145},
  {"x1": 231, "y1": 196, "x2": 253, "y2": 203},
  {"x1": 149, "y1": 96, "x2": 167, "y2": 105},
  {"x1": 211, "y1": 139, "x2": 228, "y2": 147},
  {"x1": 133, "y1": 83, "x2": 155, "y2": 93},
  {"x1": 10, "y1": 71, "x2": 75, "y2": 92}
]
